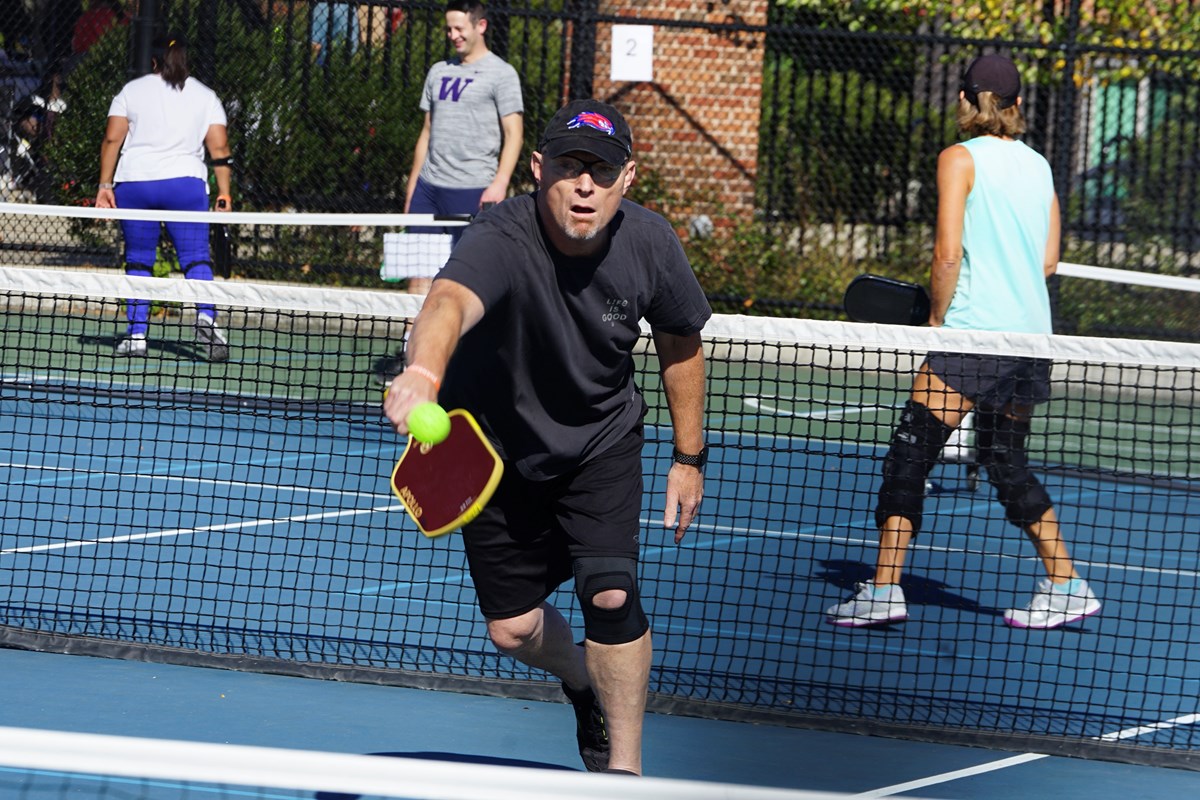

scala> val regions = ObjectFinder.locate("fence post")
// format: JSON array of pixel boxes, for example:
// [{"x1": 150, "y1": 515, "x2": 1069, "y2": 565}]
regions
[
  {"x1": 488, "y1": 0, "x2": 511, "y2": 61},
  {"x1": 1049, "y1": 0, "x2": 1083, "y2": 325},
  {"x1": 132, "y1": 0, "x2": 159, "y2": 78},
  {"x1": 194, "y1": 0, "x2": 219, "y2": 85},
  {"x1": 568, "y1": 0, "x2": 598, "y2": 100},
  {"x1": 1051, "y1": 0, "x2": 1083, "y2": 195}
]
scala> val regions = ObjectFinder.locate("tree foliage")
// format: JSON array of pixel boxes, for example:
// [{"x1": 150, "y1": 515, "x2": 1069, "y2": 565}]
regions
[
  {"x1": 776, "y1": 0, "x2": 1200, "y2": 79},
  {"x1": 776, "y1": 0, "x2": 1195, "y2": 42}
]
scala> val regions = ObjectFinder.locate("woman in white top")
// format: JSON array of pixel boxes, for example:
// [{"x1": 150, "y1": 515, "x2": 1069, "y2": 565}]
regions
[{"x1": 95, "y1": 34, "x2": 232, "y2": 361}]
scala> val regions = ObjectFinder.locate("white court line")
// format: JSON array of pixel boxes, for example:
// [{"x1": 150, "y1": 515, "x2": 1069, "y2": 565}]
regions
[
  {"x1": 743, "y1": 397, "x2": 897, "y2": 420},
  {"x1": 854, "y1": 711, "x2": 1200, "y2": 796},
  {"x1": 348, "y1": 571, "x2": 474, "y2": 596},
  {"x1": 639, "y1": 515, "x2": 1200, "y2": 580},
  {"x1": 1096, "y1": 712, "x2": 1200, "y2": 741},
  {"x1": 0, "y1": 463, "x2": 388, "y2": 500},
  {"x1": 0, "y1": 504, "x2": 399, "y2": 555},
  {"x1": 850, "y1": 753, "x2": 1048, "y2": 798}
]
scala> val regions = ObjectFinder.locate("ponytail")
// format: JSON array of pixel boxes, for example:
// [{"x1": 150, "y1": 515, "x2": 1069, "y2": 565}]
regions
[{"x1": 152, "y1": 34, "x2": 189, "y2": 90}]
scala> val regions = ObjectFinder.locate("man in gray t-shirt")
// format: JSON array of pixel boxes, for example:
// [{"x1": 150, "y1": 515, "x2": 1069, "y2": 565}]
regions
[{"x1": 402, "y1": 1, "x2": 524, "y2": 295}]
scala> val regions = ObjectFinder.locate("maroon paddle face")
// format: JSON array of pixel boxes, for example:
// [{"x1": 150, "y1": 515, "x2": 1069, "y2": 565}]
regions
[{"x1": 391, "y1": 410, "x2": 503, "y2": 537}]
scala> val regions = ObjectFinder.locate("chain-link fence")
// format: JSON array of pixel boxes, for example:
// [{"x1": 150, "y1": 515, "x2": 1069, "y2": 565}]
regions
[
  {"x1": 1, "y1": 1, "x2": 1197, "y2": 335},
  {"x1": 760, "y1": 3, "x2": 1200, "y2": 336}
]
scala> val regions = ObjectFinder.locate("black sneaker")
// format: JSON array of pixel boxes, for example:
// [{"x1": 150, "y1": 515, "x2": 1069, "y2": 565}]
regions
[{"x1": 561, "y1": 682, "x2": 610, "y2": 772}]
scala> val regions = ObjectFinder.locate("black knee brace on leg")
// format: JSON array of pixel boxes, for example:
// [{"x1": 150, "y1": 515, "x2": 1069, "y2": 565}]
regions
[
  {"x1": 572, "y1": 556, "x2": 648, "y2": 645},
  {"x1": 976, "y1": 410, "x2": 1053, "y2": 529},
  {"x1": 875, "y1": 400, "x2": 955, "y2": 535}
]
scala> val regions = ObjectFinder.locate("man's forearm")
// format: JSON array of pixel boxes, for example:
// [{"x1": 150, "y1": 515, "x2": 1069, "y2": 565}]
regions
[
  {"x1": 654, "y1": 331, "x2": 706, "y2": 452},
  {"x1": 406, "y1": 280, "x2": 486, "y2": 378},
  {"x1": 492, "y1": 114, "x2": 523, "y2": 190}
]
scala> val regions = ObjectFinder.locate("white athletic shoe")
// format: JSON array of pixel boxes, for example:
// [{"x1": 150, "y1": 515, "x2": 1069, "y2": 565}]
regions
[
  {"x1": 1003, "y1": 578, "x2": 1101, "y2": 629},
  {"x1": 194, "y1": 314, "x2": 229, "y2": 362},
  {"x1": 826, "y1": 581, "x2": 908, "y2": 627},
  {"x1": 113, "y1": 333, "x2": 147, "y2": 357}
]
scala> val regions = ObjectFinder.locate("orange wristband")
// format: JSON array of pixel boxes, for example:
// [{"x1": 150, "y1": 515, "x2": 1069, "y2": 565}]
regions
[{"x1": 407, "y1": 364, "x2": 441, "y2": 390}]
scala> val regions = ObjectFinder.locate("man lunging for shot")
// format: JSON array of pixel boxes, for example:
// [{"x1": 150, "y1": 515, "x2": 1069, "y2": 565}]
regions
[{"x1": 383, "y1": 100, "x2": 710, "y2": 774}]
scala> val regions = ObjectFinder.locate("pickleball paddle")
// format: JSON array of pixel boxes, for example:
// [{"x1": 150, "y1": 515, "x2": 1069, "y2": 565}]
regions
[
  {"x1": 390, "y1": 408, "x2": 503, "y2": 538},
  {"x1": 844, "y1": 274, "x2": 931, "y2": 326}
]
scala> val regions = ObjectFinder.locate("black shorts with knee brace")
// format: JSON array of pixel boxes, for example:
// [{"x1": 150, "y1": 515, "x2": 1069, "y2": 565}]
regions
[
  {"x1": 975, "y1": 410, "x2": 1053, "y2": 529},
  {"x1": 875, "y1": 400, "x2": 954, "y2": 535},
  {"x1": 572, "y1": 556, "x2": 649, "y2": 645}
]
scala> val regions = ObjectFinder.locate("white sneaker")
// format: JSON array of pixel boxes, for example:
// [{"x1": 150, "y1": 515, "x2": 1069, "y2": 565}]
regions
[
  {"x1": 826, "y1": 581, "x2": 907, "y2": 627},
  {"x1": 194, "y1": 314, "x2": 229, "y2": 362},
  {"x1": 114, "y1": 333, "x2": 147, "y2": 357},
  {"x1": 1003, "y1": 578, "x2": 1101, "y2": 629}
]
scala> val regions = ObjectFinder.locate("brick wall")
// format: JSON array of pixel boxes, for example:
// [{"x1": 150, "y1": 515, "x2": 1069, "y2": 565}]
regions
[{"x1": 591, "y1": 1, "x2": 767, "y2": 229}]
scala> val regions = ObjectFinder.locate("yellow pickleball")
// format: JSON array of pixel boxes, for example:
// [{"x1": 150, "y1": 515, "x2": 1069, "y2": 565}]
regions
[{"x1": 407, "y1": 402, "x2": 451, "y2": 445}]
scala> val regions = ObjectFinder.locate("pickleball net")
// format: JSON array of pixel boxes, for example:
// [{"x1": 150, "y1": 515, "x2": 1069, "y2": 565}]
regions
[
  {"x1": 1054, "y1": 261, "x2": 1200, "y2": 340},
  {"x1": 0, "y1": 725, "x2": 831, "y2": 799},
  {"x1": 0, "y1": 221, "x2": 1197, "y2": 771},
  {"x1": 0, "y1": 201, "x2": 470, "y2": 287}
]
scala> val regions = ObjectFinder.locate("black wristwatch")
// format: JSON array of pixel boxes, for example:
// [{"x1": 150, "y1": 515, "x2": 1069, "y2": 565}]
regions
[{"x1": 672, "y1": 446, "x2": 708, "y2": 470}]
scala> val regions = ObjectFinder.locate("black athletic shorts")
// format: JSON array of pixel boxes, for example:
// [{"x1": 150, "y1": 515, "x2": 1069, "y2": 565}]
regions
[
  {"x1": 461, "y1": 424, "x2": 644, "y2": 620},
  {"x1": 925, "y1": 351, "x2": 1052, "y2": 410}
]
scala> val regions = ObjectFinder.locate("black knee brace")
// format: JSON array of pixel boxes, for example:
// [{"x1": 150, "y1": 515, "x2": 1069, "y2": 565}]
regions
[
  {"x1": 572, "y1": 556, "x2": 648, "y2": 645},
  {"x1": 875, "y1": 400, "x2": 954, "y2": 535},
  {"x1": 125, "y1": 262, "x2": 153, "y2": 277},
  {"x1": 976, "y1": 410, "x2": 1053, "y2": 529}
]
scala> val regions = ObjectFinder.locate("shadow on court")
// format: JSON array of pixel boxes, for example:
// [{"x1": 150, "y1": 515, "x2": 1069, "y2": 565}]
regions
[
  {"x1": 816, "y1": 558, "x2": 1003, "y2": 618},
  {"x1": 315, "y1": 751, "x2": 575, "y2": 799},
  {"x1": 78, "y1": 333, "x2": 209, "y2": 361}
]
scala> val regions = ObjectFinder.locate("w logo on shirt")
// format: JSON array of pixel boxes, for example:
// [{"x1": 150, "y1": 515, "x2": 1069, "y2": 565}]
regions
[{"x1": 438, "y1": 77, "x2": 474, "y2": 102}]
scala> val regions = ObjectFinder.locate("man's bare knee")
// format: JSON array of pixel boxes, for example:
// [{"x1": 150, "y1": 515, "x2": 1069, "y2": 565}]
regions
[{"x1": 486, "y1": 613, "x2": 539, "y2": 653}]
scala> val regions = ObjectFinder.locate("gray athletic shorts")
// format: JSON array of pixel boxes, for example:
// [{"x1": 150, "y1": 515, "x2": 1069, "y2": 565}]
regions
[{"x1": 925, "y1": 352, "x2": 1052, "y2": 410}]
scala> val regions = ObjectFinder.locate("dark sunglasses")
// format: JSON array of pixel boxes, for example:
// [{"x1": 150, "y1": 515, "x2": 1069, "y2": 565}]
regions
[{"x1": 547, "y1": 155, "x2": 626, "y2": 185}]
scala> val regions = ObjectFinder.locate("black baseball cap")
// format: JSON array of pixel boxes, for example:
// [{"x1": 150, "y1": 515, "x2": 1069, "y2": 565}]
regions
[
  {"x1": 961, "y1": 54, "x2": 1020, "y2": 109},
  {"x1": 538, "y1": 100, "x2": 633, "y2": 164}
]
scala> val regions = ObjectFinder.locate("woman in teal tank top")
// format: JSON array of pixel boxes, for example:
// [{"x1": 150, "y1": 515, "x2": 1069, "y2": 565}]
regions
[{"x1": 827, "y1": 55, "x2": 1101, "y2": 630}]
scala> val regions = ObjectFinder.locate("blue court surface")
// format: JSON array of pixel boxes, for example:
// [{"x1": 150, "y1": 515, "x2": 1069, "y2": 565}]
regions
[
  {"x1": 1, "y1": 320, "x2": 1198, "y2": 796},
  {"x1": 1, "y1": 647, "x2": 1198, "y2": 798}
]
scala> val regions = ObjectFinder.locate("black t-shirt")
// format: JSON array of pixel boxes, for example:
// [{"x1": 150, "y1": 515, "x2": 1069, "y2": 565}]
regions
[{"x1": 438, "y1": 193, "x2": 711, "y2": 480}]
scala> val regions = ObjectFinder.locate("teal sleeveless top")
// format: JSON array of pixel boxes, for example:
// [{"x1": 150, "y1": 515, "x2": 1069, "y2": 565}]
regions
[{"x1": 943, "y1": 137, "x2": 1055, "y2": 334}]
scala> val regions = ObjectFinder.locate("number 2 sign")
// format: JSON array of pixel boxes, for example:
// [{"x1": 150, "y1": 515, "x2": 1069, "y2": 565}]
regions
[{"x1": 611, "y1": 24, "x2": 654, "y2": 83}]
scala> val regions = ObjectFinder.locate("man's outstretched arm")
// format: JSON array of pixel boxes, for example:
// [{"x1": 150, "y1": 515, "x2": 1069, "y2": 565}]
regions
[{"x1": 383, "y1": 279, "x2": 484, "y2": 434}]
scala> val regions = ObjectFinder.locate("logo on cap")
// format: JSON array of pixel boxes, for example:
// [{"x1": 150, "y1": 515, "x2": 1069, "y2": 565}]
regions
[{"x1": 567, "y1": 111, "x2": 615, "y2": 136}]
